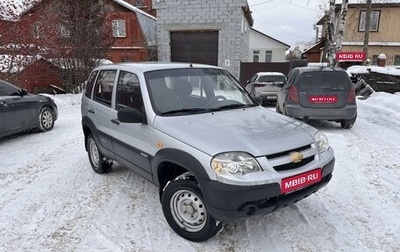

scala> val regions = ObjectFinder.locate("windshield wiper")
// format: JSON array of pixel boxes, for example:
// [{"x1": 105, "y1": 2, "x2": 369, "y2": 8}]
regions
[
  {"x1": 161, "y1": 108, "x2": 211, "y2": 115},
  {"x1": 217, "y1": 104, "x2": 254, "y2": 110}
]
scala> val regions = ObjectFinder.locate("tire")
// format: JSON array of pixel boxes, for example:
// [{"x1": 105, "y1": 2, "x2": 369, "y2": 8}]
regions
[
  {"x1": 276, "y1": 102, "x2": 281, "y2": 113},
  {"x1": 38, "y1": 107, "x2": 55, "y2": 132},
  {"x1": 161, "y1": 179, "x2": 223, "y2": 242},
  {"x1": 341, "y1": 120, "x2": 354, "y2": 129},
  {"x1": 86, "y1": 134, "x2": 112, "y2": 174},
  {"x1": 341, "y1": 114, "x2": 357, "y2": 129}
]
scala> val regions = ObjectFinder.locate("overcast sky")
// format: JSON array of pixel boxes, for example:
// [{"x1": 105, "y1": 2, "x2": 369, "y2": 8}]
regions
[{"x1": 247, "y1": 0, "x2": 325, "y2": 46}]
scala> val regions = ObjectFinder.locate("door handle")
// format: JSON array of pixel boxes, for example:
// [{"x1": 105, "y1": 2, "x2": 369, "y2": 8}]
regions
[
  {"x1": 88, "y1": 108, "x2": 95, "y2": 114},
  {"x1": 111, "y1": 119, "x2": 120, "y2": 125}
]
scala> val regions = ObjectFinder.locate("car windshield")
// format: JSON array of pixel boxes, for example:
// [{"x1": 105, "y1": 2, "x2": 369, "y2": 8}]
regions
[
  {"x1": 258, "y1": 75, "x2": 286, "y2": 85},
  {"x1": 145, "y1": 68, "x2": 256, "y2": 115},
  {"x1": 299, "y1": 71, "x2": 351, "y2": 90}
]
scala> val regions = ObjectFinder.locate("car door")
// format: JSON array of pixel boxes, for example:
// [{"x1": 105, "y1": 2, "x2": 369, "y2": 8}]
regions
[
  {"x1": 85, "y1": 69, "x2": 117, "y2": 156},
  {"x1": 110, "y1": 70, "x2": 153, "y2": 180}
]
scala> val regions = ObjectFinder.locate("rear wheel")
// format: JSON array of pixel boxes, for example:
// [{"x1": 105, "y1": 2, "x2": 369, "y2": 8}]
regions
[
  {"x1": 341, "y1": 114, "x2": 357, "y2": 129},
  {"x1": 86, "y1": 134, "x2": 112, "y2": 173},
  {"x1": 161, "y1": 178, "x2": 223, "y2": 242}
]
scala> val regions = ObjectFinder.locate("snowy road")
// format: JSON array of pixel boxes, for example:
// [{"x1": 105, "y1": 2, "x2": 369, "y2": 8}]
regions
[{"x1": 0, "y1": 93, "x2": 399, "y2": 252}]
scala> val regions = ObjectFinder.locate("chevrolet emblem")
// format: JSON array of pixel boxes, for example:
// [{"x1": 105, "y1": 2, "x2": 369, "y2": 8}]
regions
[{"x1": 290, "y1": 152, "x2": 303, "y2": 163}]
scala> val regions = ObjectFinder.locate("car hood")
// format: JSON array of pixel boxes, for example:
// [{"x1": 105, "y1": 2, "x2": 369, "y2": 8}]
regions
[{"x1": 153, "y1": 106, "x2": 318, "y2": 157}]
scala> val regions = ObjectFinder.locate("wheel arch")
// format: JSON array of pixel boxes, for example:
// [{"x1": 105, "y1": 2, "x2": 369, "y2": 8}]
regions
[{"x1": 152, "y1": 148, "x2": 210, "y2": 200}]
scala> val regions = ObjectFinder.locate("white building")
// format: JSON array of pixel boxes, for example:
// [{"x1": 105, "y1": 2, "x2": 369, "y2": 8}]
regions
[{"x1": 248, "y1": 28, "x2": 290, "y2": 62}]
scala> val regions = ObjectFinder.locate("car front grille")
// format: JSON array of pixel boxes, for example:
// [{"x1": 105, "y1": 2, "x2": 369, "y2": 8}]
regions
[{"x1": 266, "y1": 144, "x2": 316, "y2": 172}]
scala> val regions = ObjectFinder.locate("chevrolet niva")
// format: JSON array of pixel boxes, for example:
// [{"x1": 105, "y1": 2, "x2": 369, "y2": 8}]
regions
[{"x1": 81, "y1": 62, "x2": 335, "y2": 242}]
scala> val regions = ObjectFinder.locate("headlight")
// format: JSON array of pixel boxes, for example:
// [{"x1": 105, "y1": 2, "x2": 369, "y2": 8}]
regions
[
  {"x1": 211, "y1": 152, "x2": 261, "y2": 175},
  {"x1": 315, "y1": 131, "x2": 330, "y2": 153}
]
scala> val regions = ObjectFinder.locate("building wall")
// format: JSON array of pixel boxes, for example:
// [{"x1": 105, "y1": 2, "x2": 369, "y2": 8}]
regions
[
  {"x1": 341, "y1": 4, "x2": 400, "y2": 65},
  {"x1": 153, "y1": 0, "x2": 251, "y2": 78},
  {"x1": 105, "y1": 2, "x2": 150, "y2": 62}
]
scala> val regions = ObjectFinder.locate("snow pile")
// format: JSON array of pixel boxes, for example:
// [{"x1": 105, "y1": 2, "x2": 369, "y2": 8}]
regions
[{"x1": 347, "y1": 65, "x2": 400, "y2": 76}]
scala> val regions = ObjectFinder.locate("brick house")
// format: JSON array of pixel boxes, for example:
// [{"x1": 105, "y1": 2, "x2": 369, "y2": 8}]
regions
[{"x1": 0, "y1": 0, "x2": 156, "y2": 93}]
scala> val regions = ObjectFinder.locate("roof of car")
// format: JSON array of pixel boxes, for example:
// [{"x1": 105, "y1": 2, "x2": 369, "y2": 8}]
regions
[
  {"x1": 94, "y1": 62, "x2": 222, "y2": 72},
  {"x1": 256, "y1": 72, "x2": 286, "y2": 76},
  {"x1": 295, "y1": 66, "x2": 346, "y2": 73}
]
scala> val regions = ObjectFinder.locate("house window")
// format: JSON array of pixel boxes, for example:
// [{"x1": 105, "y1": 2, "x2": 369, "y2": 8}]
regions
[
  {"x1": 112, "y1": 19, "x2": 126, "y2": 38},
  {"x1": 253, "y1": 50, "x2": 260, "y2": 62},
  {"x1": 33, "y1": 23, "x2": 43, "y2": 38},
  {"x1": 359, "y1": 10, "x2": 380, "y2": 32},
  {"x1": 394, "y1": 55, "x2": 400, "y2": 66},
  {"x1": 265, "y1": 50, "x2": 272, "y2": 62}
]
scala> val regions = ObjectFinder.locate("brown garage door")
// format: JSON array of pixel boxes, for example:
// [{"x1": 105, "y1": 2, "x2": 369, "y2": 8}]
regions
[{"x1": 170, "y1": 31, "x2": 218, "y2": 66}]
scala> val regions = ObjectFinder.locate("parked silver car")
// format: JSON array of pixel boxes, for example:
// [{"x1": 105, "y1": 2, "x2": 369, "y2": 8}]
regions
[
  {"x1": 246, "y1": 72, "x2": 287, "y2": 104},
  {"x1": 276, "y1": 66, "x2": 357, "y2": 129},
  {"x1": 81, "y1": 62, "x2": 335, "y2": 242}
]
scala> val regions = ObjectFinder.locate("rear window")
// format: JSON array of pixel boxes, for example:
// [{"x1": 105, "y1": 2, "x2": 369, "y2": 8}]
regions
[
  {"x1": 258, "y1": 75, "x2": 286, "y2": 84},
  {"x1": 298, "y1": 71, "x2": 351, "y2": 90}
]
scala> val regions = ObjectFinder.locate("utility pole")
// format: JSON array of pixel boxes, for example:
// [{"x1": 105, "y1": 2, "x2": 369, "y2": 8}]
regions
[{"x1": 363, "y1": 0, "x2": 372, "y2": 65}]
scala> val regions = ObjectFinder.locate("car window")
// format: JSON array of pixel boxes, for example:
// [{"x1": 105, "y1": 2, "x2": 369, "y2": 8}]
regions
[
  {"x1": 93, "y1": 70, "x2": 116, "y2": 107},
  {"x1": 299, "y1": 71, "x2": 351, "y2": 90},
  {"x1": 116, "y1": 71, "x2": 143, "y2": 111},
  {"x1": 145, "y1": 68, "x2": 254, "y2": 115},
  {"x1": 0, "y1": 80, "x2": 19, "y2": 96},
  {"x1": 258, "y1": 75, "x2": 286, "y2": 84},
  {"x1": 84, "y1": 71, "x2": 98, "y2": 98}
]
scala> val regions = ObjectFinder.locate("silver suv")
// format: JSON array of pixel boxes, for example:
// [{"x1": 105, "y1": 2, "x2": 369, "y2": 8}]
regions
[{"x1": 81, "y1": 62, "x2": 335, "y2": 242}]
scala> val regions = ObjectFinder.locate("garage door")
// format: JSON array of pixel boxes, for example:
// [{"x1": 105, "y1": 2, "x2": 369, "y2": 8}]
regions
[{"x1": 170, "y1": 31, "x2": 218, "y2": 66}]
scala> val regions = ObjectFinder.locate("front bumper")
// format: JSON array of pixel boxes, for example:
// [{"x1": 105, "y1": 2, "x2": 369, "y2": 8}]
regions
[{"x1": 200, "y1": 157, "x2": 334, "y2": 222}]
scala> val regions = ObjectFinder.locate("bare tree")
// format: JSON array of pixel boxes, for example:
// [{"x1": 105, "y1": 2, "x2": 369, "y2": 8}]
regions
[
  {"x1": 1, "y1": 0, "x2": 112, "y2": 92},
  {"x1": 48, "y1": 0, "x2": 113, "y2": 92}
]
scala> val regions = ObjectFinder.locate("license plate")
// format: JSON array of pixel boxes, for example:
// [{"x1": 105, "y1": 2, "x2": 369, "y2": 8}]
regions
[
  {"x1": 308, "y1": 95, "x2": 338, "y2": 103},
  {"x1": 281, "y1": 169, "x2": 322, "y2": 194}
]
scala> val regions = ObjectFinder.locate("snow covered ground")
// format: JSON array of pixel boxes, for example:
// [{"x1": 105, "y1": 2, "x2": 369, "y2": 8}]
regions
[{"x1": 0, "y1": 92, "x2": 399, "y2": 252}]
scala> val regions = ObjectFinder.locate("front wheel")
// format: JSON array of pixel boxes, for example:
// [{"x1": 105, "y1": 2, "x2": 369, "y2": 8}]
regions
[
  {"x1": 161, "y1": 179, "x2": 223, "y2": 242},
  {"x1": 86, "y1": 134, "x2": 112, "y2": 174},
  {"x1": 38, "y1": 107, "x2": 55, "y2": 132}
]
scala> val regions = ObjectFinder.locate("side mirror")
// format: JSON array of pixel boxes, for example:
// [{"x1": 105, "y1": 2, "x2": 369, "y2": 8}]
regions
[
  {"x1": 117, "y1": 108, "x2": 144, "y2": 123},
  {"x1": 20, "y1": 89, "x2": 28, "y2": 96}
]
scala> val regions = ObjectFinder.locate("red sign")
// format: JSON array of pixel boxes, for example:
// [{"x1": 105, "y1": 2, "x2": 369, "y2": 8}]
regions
[
  {"x1": 336, "y1": 52, "x2": 365, "y2": 62},
  {"x1": 281, "y1": 169, "x2": 322, "y2": 194},
  {"x1": 309, "y1": 95, "x2": 338, "y2": 103}
]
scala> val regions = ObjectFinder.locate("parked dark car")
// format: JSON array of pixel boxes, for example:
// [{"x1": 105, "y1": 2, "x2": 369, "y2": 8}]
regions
[
  {"x1": 276, "y1": 66, "x2": 357, "y2": 129},
  {"x1": 0, "y1": 80, "x2": 58, "y2": 138},
  {"x1": 245, "y1": 72, "x2": 287, "y2": 104}
]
